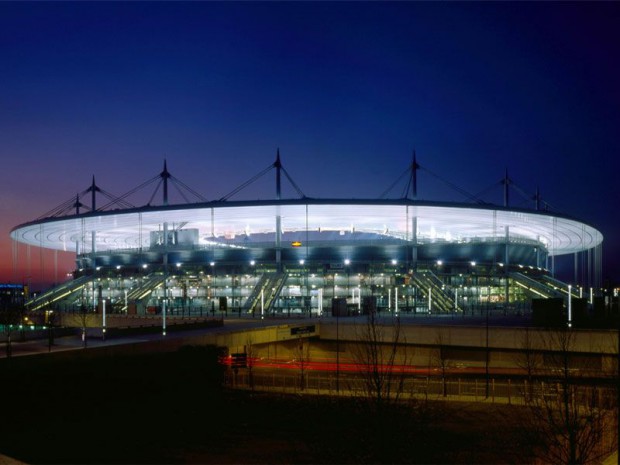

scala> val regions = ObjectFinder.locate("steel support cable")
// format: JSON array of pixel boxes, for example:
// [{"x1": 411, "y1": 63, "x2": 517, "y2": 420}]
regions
[
  {"x1": 38, "y1": 199, "x2": 74, "y2": 218},
  {"x1": 98, "y1": 174, "x2": 161, "y2": 210},
  {"x1": 98, "y1": 188, "x2": 135, "y2": 209},
  {"x1": 219, "y1": 163, "x2": 274, "y2": 201},
  {"x1": 402, "y1": 173, "x2": 414, "y2": 199},
  {"x1": 281, "y1": 166, "x2": 306, "y2": 198},
  {"x1": 40, "y1": 203, "x2": 73, "y2": 219},
  {"x1": 401, "y1": 175, "x2": 414, "y2": 199},
  {"x1": 147, "y1": 178, "x2": 164, "y2": 206},
  {"x1": 38, "y1": 185, "x2": 93, "y2": 218},
  {"x1": 169, "y1": 175, "x2": 208, "y2": 202},
  {"x1": 510, "y1": 181, "x2": 535, "y2": 203},
  {"x1": 515, "y1": 198, "x2": 531, "y2": 208},
  {"x1": 421, "y1": 166, "x2": 486, "y2": 204},
  {"x1": 38, "y1": 197, "x2": 84, "y2": 219},
  {"x1": 170, "y1": 180, "x2": 191, "y2": 204},
  {"x1": 379, "y1": 166, "x2": 410, "y2": 199},
  {"x1": 473, "y1": 181, "x2": 502, "y2": 203}
]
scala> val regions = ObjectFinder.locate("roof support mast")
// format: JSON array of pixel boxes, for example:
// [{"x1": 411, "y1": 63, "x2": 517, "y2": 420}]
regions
[
  {"x1": 161, "y1": 160, "x2": 170, "y2": 207},
  {"x1": 87, "y1": 176, "x2": 100, "y2": 268},
  {"x1": 503, "y1": 168, "x2": 510, "y2": 207},
  {"x1": 91, "y1": 176, "x2": 97, "y2": 211},
  {"x1": 411, "y1": 150, "x2": 419, "y2": 200},
  {"x1": 160, "y1": 160, "x2": 170, "y2": 336}
]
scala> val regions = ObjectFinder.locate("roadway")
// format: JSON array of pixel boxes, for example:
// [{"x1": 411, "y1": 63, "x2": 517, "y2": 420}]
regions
[{"x1": 0, "y1": 317, "x2": 315, "y2": 359}]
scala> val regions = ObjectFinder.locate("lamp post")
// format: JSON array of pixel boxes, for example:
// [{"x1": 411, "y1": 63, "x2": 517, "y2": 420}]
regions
[
  {"x1": 336, "y1": 287, "x2": 340, "y2": 394},
  {"x1": 485, "y1": 285, "x2": 490, "y2": 399},
  {"x1": 250, "y1": 260, "x2": 256, "y2": 317},
  {"x1": 299, "y1": 259, "x2": 307, "y2": 317},
  {"x1": 102, "y1": 299, "x2": 106, "y2": 341},
  {"x1": 337, "y1": 259, "x2": 350, "y2": 394},
  {"x1": 568, "y1": 284, "x2": 572, "y2": 328},
  {"x1": 210, "y1": 261, "x2": 216, "y2": 315}
]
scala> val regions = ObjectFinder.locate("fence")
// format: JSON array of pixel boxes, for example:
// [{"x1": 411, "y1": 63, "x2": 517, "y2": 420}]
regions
[{"x1": 225, "y1": 370, "x2": 617, "y2": 408}]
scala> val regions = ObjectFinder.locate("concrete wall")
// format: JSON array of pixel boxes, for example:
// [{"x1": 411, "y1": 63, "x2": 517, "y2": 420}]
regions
[
  {"x1": 319, "y1": 321, "x2": 618, "y2": 355},
  {"x1": 232, "y1": 320, "x2": 618, "y2": 374}
]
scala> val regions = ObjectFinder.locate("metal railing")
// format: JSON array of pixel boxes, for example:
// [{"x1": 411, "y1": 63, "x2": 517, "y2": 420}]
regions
[{"x1": 226, "y1": 370, "x2": 617, "y2": 408}]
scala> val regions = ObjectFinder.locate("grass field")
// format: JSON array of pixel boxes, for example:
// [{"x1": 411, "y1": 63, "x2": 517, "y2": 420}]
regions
[{"x1": 0, "y1": 346, "x2": 539, "y2": 464}]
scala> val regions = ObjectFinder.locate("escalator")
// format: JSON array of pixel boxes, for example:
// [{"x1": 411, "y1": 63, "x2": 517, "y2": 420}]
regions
[
  {"x1": 509, "y1": 272, "x2": 564, "y2": 300},
  {"x1": 26, "y1": 275, "x2": 92, "y2": 311},
  {"x1": 123, "y1": 274, "x2": 166, "y2": 312},
  {"x1": 538, "y1": 275, "x2": 580, "y2": 299},
  {"x1": 411, "y1": 270, "x2": 455, "y2": 313},
  {"x1": 245, "y1": 272, "x2": 288, "y2": 315}
]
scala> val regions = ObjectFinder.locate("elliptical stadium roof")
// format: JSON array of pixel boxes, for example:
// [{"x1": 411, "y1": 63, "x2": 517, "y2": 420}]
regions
[{"x1": 10, "y1": 198, "x2": 602, "y2": 256}]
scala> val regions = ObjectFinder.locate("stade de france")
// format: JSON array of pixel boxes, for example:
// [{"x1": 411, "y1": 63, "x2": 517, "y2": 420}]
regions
[{"x1": 10, "y1": 153, "x2": 605, "y2": 322}]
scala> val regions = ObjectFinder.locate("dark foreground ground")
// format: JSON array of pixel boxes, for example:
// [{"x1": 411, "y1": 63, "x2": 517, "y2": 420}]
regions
[{"x1": 0, "y1": 346, "x2": 539, "y2": 464}]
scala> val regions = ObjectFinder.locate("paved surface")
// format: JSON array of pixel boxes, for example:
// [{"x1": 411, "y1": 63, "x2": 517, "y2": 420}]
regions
[{"x1": 0, "y1": 317, "x2": 312, "y2": 359}]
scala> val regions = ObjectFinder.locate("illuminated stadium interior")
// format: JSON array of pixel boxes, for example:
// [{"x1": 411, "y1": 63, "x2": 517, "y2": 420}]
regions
[{"x1": 10, "y1": 156, "x2": 604, "y2": 316}]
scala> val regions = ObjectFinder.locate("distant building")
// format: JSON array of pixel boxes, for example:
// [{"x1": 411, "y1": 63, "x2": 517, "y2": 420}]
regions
[{"x1": 0, "y1": 283, "x2": 26, "y2": 310}]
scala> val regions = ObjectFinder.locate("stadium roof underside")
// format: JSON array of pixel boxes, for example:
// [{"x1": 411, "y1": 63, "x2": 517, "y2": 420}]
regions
[{"x1": 10, "y1": 199, "x2": 602, "y2": 257}]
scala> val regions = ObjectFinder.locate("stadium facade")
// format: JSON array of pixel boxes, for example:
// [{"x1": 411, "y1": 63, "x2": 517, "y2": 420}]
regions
[{"x1": 10, "y1": 155, "x2": 604, "y2": 318}]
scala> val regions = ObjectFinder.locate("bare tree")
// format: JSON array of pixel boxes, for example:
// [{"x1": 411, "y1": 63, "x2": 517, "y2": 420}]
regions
[
  {"x1": 77, "y1": 305, "x2": 90, "y2": 348},
  {"x1": 294, "y1": 335, "x2": 310, "y2": 391},
  {"x1": 432, "y1": 328, "x2": 453, "y2": 398},
  {"x1": 351, "y1": 312, "x2": 406, "y2": 410},
  {"x1": 522, "y1": 328, "x2": 618, "y2": 464},
  {"x1": 514, "y1": 326, "x2": 543, "y2": 401},
  {"x1": 245, "y1": 335, "x2": 256, "y2": 391}
]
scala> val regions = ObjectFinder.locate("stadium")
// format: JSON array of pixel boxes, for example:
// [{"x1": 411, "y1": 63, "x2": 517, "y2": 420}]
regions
[{"x1": 10, "y1": 154, "x2": 604, "y2": 320}]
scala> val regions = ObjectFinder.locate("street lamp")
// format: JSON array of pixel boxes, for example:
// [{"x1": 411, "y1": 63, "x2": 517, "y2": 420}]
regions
[
  {"x1": 250, "y1": 260, "x2": 256, "y2": 317},
  {"x1": 337, "y1": 259, "x2": 351, "y2": 393},
  {"x1": 299, "y1": 259, "x2": 307, "y2": 316}
]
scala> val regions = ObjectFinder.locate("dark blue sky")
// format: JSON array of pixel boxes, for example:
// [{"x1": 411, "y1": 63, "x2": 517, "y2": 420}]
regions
[{"x1": 1, "y1": 2, "x2": 619, "y2": 286}]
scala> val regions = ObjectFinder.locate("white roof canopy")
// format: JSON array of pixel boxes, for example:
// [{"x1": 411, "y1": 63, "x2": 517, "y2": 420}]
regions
[{"x1": 11, "y1": 200, "x2": 602, "y2": 256}]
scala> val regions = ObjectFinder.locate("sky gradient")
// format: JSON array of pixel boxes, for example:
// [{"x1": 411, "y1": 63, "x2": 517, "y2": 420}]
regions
[{"x1": 1, "y1": 2, "x2": 619, "y2": 289}]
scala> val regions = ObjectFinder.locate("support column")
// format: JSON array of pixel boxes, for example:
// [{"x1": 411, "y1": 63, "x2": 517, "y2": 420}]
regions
[
  {"x1": 91, "y1": 230, "x2": 96, "y2": 269},
  {"x1": 574, "y1": 252, "x2": 578, "y2": 286},
  {"x1": 162, "y1": 222, "x2": 168, "y2": 336},
  {"x1": 504, "y1": 226, "x2": 509, "y2": 311},
  {"x1": 411, "y1": 214, "x2": 418, "y2": 269}
]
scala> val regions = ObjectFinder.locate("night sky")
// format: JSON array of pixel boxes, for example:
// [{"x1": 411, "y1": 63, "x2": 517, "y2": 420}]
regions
[{"x1": 1, "y1": 2, "x2": 619, "y2": 289}]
